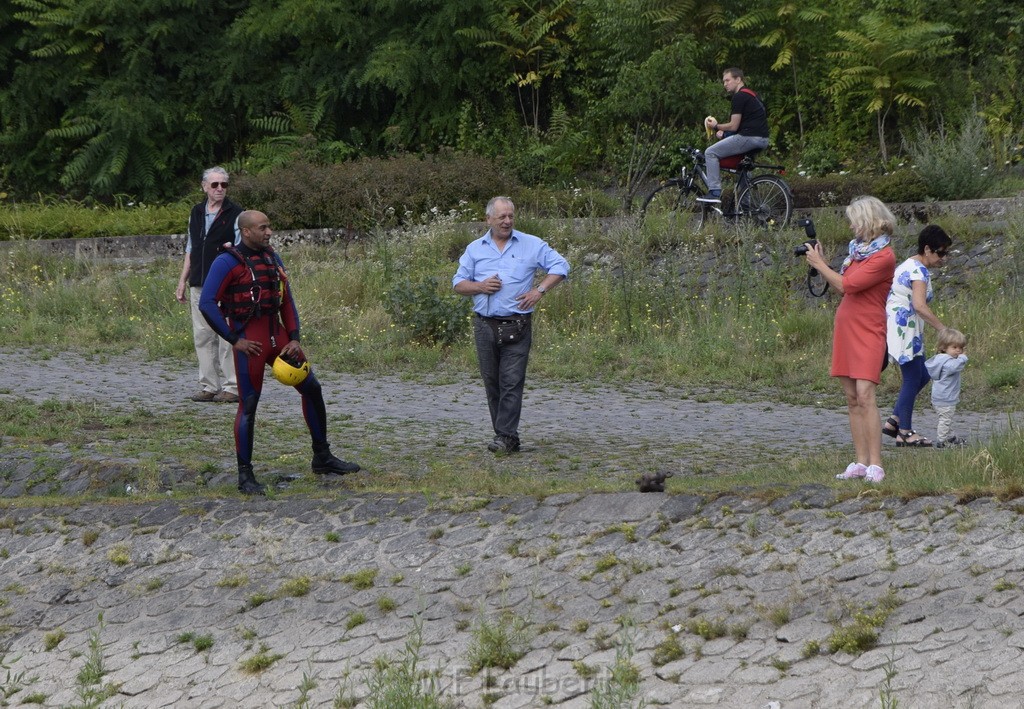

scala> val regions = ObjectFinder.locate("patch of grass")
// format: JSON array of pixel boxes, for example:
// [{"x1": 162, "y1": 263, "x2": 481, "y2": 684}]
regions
[
  {"x1": 106, "y1": 544, "x2": 130, "y2": 566},
  {"x1": 43, "y1": 629, "x2": 66, "y2": 651},
  {"x1": 346, "y1": 612, "x2": 367, "y2": 631},
  {"x1": 993, "y1": 578, "x2": 1016, "y2": 592},
  {"x1": 342, "y1": 568, "x2": 378, "y2": 591},
  {"x1": 466, "y1": 610, "x2": 531, "y2": 673},
  {"x1": 594, "y1": 553, "x2": 620, "y2": 573},
  {"x1": 377, "y1": 596, "x2": 397, "y2": 614},
  {"x1": 239, "y1": 644, "x2": 284, "y2": 674},
  {"x1": 572, "y1": 660, "x2": 597, "y2": 678},
  {"x1": 589, "y1": 623, "x2": 643, "y2": 709},
  {"x1": 81, "y1": 530, "x2": 100, "y2": 547},
  {"x1": 244, "y1": 592, "x2": 272, "y2": 610},
  {"x1": 324, "y1": 531, "x2": 341, "y2": 543},
  {"x1": 276, "y1": 576, "x2": 312, "y2": 598},
  {"x1": 363, "y1": 615, "x2": 449, "y2": 709},
  {"x1": 651, "y1": 633, "x2": 685, "y2": 666},
  {"x1": 827, "y1": 590, "x2": 901, "y2": 655},
  {"x1": 216, "y1": 573, "x2": 249, "y2": 589}
]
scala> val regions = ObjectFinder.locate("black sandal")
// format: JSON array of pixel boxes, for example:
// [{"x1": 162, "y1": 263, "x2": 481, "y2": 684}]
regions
[
  {"x1": 882, "y1": 416, "x2": 900, "y2": 439},
  {"x1": 896, "y1": 430, "x2": 932, "y2": 447}
]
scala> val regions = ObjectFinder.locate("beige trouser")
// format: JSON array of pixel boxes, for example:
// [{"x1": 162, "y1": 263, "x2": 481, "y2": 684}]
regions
[
  {"x1": 190, "y1": 287, "x2": 237, "y2": 395},
  {"x1": 934, "y1": 404, "x2": 957, "y2": 442}
]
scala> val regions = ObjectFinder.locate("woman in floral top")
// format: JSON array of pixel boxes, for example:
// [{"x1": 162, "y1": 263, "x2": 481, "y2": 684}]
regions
[{"x1": 883, "y1": 225, "x2": 953, "y2": 447}]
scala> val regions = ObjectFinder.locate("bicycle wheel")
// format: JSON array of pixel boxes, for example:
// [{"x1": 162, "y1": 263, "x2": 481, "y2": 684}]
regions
[
  {"x1": 737, "y1": 175, "x2": 792, "y2": 230},
  {"x1": 641, "y1": 181, "x2": 706, "y2": 235}
]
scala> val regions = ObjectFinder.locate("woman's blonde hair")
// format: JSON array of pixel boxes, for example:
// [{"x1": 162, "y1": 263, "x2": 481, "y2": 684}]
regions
[
  {"x1": 936, "y1": 327, "x2": 967, "y2": 352},
  {"x1": 845, "y1": 196, "x2": 896, "y2": 240}
]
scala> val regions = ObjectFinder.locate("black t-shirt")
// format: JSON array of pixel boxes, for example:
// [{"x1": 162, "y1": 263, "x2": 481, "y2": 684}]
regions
[{"x1": 731, "y1": 88, "x2": 769, "y2": 138}]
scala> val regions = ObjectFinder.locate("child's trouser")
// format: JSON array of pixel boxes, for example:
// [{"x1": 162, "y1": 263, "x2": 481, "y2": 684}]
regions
[{"x1": 934, "y1": 404, "x2": 957, "y2": 442}]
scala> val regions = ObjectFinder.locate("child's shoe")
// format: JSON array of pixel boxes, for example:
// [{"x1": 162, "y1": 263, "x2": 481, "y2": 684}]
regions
[
  {"x1": 865, "y1": 465, "x2": 885, "y2": 483},
  {"x1": 936, "y1": 435, "x2": 968, "y2": 449},
  {"x1": 836, "y1": 462, "x2": 867, "y2": 480}
]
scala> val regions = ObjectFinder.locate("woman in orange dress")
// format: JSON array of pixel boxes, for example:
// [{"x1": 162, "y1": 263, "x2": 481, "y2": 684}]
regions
[{"x1": 803, "y1": 196, "x2": 896, "y2": 483}]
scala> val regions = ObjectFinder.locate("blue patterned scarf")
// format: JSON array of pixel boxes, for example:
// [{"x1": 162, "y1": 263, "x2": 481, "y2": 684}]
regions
[{"x1": 840, "y1": 235, "x2": 890, "y2": 274}]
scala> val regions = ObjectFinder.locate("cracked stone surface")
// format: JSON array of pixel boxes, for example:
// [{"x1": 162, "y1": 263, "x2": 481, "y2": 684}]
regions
[{"x1": 1, "y1": 349, "x2": 1024, "y2": 707}]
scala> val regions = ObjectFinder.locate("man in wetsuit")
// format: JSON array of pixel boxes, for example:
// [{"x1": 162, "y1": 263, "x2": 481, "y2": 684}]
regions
[{"x1": 199, "y1": 210, "x2": 360, "y2": 495}]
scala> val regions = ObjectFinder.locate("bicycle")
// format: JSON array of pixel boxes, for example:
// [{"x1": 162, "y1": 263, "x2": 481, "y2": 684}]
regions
[{"x1": 641, "y1": 146, "x2": 793, "y2": 233}]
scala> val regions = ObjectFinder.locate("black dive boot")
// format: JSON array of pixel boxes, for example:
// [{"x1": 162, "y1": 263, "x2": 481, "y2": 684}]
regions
[
  {"x1": 311, "y1": 442, "x2": 361, "y2": 475},
  {"x1": 237, "y1": 464, "x2": 267, "y2": 496}
]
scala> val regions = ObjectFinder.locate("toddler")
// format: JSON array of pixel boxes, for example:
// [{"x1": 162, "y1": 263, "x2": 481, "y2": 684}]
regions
[{"x1": 925, "y1": 328, "x2": 968, "y2": 448}]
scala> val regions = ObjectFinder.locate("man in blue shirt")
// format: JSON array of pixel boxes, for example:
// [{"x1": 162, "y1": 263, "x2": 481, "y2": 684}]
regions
[{"x1": 453, "y1": 196, "x2": 570, "y2": 454}]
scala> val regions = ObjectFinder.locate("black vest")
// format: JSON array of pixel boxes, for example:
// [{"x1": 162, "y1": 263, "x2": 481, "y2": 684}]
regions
[{"x1": 187, "y1": 198, "x2": 244, "y2": 287}]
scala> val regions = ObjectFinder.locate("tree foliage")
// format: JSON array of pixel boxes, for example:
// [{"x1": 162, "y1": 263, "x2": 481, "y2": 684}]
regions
[{"x1": 0, "y1": 0, "x2": 1019, "y2": 200}]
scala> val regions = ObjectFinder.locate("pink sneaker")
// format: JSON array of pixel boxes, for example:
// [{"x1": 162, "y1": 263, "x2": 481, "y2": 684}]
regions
[
  {"x1": 865, "y1": 465, "x2": 885, "y2": 483},
  {"x1": 836, "y1": 462, "x2": 868, "y2": 480}
]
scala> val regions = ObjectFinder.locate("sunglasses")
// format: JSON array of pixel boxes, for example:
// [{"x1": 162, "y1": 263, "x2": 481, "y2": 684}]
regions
[
  {"x1": 208, "y1": 181, "x2": 229, "y2": 189},
  {"x1": 934, "y1": 249, "x2": 948, "y2": 257}
]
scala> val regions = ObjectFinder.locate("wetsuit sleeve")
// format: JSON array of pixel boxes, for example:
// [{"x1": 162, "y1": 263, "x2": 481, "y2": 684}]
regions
[
  {"x1": 277, "y1": 253, "x2": 301, "y2": 342},
  {"x1": 199, "y1": 255, "x2": 240, "y2": 344}
]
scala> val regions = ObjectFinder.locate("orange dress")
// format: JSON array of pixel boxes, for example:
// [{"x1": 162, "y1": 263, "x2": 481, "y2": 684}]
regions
[{"x1": 831, "y1": 247, "x2": 895, "y2": 384}]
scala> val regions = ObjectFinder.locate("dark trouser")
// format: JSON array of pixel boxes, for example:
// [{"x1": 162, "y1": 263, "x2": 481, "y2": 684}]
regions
[
  {"x1": 893, "y1": 355, "x2": 930, "y2": 432},
  {"x1": 473, "y1": 316, "x2": 532, "y2": 443},
  {"x1": 231, "y1": 315, "x2": 329, "y2": 467}
]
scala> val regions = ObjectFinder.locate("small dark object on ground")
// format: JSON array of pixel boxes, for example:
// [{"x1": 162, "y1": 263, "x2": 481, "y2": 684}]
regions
[{"x1": 637, "y1": 471, "x2": 673, "y2": 493}]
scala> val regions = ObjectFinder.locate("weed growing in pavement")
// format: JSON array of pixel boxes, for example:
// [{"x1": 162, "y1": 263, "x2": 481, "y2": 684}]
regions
[
  {"x1": 1, "y1": 652, "x2": 37, "y2": 704},
  {"x1": 341, "y1": 568, "x2": 378, "y2": 590},
  {"x1": 175, "y1": 632, "x2": 214, "y2": 653},
  {"x1": 878, "y1": 645, "x2": 900, "y2": 708},
  {"x1": 651, "y1": 632, "x2": 685, "y2": 666},
  {"x1": 362, "y1": 615, "x2": 452, "y2": 709},
  {"x1": 466, "y1": 608, "x2": 532, "y2": 673},
  {"x1": 589, "y1": 620, "x2": 646, "y2": 709},
  {"x1": 239, "y1": 644, "x2": 284, "y2": 674},
  {"x1": 216, "y1": 572, "x2": 248, "y2": 588},
  {"x1": 346, "y1": 612, "x2": 367, "y2": 631},
  {"x1": 276, "y1": 576, "x2": 312, "y2": 598},
  {"x1": 292, "y1": 662, "x2": 319, "y2": 709},
  {"x1": 105, "y1": 540, "x2": 128, "y2": 565},
  {"x1": 43, "y1": 629, "x2": 66, "y2": 651},
  {"x1": 827, "y1": 589, "x2": 901, "y2": 655},
  {"x1": 70, "y1": 615, "x2": 120, "y2": 708}
]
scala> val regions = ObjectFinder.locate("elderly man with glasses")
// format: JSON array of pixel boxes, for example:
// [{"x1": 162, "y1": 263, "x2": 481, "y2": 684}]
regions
[{"x1": 175, "y1": 166, "x2": 244, "y2": 403}]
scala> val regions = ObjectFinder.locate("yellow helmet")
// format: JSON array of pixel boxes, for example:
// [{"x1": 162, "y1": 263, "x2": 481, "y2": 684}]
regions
[{"x1": 272, "y1": 353, "x2": 310, "y2": 386}]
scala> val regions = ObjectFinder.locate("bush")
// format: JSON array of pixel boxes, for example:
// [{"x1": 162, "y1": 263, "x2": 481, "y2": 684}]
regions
[
  {"x1": 905, "y1": 114, "x2": 995, "y2": 200},
  {"x1": 233, "y1": 152, "x2": 519, "y2": 231},
  {"x1": 385, "y1": 276, "x2": 470, "y2": 347}
]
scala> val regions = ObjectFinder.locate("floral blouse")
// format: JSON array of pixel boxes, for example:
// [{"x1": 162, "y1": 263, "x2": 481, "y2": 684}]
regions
[{"x1": 886, "y1": 257, "x2": 933, "y2": 364}]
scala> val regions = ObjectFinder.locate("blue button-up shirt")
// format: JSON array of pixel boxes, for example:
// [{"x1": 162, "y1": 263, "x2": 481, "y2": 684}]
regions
[{"x1": 453, "y1": 228, "x2": 570, "y2": 317}]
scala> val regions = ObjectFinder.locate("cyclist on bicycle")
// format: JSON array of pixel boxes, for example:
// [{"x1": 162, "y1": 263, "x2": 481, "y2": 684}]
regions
[{"x1": 698, "y1": 68, "x2": 770, "y2": 204}]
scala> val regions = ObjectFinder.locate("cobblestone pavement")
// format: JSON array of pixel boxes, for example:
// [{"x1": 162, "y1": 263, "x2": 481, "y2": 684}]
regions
[{"x1": 2, "y1": 349, "x2": 1024, "y2": 708}]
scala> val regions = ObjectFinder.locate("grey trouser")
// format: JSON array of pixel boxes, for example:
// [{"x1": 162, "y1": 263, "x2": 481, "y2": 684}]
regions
[
  {"x1": 705, "y1": 135, "x2": 770, "y2": 192},
  {"x1": 473, "y1": 316, "x2": 532, "y2": 443},
  {"x1": 934, "y1": 404, "x2": 957, "y2": 442}
]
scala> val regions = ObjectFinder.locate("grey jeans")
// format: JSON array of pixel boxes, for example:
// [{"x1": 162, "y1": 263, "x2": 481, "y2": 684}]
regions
[
  {"x1": 934, "y1": 404, "x2": 957, "y2": 442},
  {"x1": 705, "y1": 135, "x2": 770, "y2": 192},
  {"x1": 473, "y1": 316, "x2": 532, "y2": 443}
]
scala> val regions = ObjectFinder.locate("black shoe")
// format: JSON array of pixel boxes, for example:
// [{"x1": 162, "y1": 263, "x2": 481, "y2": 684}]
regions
[
  {"x1": 312, "y1": 442, "x2": 361, "y2": 475},
  {"x1": 237, "y1": 464, "x2": 267, "y2": 496},
  {"x1": 487, "y1": 436, "x2": 521, "y2": 454}
]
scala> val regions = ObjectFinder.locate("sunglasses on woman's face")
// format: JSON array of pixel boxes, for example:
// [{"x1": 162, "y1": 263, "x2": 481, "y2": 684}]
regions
[{"x1": 934, "y1": 248, "x2": 948, "y2": 257}]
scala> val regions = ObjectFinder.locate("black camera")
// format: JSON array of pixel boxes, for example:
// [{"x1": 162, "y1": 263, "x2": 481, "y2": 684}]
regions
[{"x1": 793, "y1": 218, "x2": 817, "y2": 255}]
